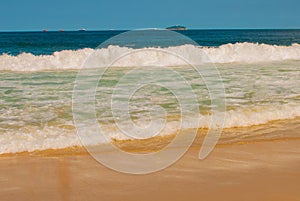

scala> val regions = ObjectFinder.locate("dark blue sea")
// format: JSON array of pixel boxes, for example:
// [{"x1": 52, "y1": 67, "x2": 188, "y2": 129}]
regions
[{"x1": 1, "y1": 29, "x2": 300, "y2": 55}]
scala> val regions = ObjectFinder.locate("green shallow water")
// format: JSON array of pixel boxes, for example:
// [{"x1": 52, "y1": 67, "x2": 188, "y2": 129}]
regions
[{"x1": 0, "y1": 61, "x2": 299, "y2": 153}]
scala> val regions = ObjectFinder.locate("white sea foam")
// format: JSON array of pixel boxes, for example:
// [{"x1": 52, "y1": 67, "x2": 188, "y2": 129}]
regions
[
  {"x1": 0, "y1": 104, "x2": 299, "y2": 154},
  {"x1": 0, "y1": 125, "x2": 81, "y2": 154},
  {"x1": 1, "y1": 43, "x2": 300, "y2": 71}
]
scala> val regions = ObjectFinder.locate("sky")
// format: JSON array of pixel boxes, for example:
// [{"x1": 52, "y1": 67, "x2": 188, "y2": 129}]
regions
[{"x1": 0, "y1": 0, "x2": 299, "y2": 31}]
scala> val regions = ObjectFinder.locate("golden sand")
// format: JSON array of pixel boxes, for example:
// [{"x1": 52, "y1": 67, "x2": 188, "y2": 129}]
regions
[
  {"x1": 0, "y1": 139, "x2": 299, "y2": 201},
  {"x1": 0, "y1": 119, "x2": 299, "y2": 201}
]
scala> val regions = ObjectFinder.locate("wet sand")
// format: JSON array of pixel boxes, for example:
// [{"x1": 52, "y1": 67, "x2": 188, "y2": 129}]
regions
[{"x1": 0, "y1": 139, "x2": 299, "y2": 201}]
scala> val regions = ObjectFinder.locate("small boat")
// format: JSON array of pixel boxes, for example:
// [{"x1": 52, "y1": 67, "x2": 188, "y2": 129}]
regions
[
  {"x1": 78, "y1": 28, "x2": 86, "y2": 32},
  {"x1": 42, "y1": 29, "x2": 47, "y2": 32},
  {"x1": 59, "y1": 29, "x2": 64, "y2": 32}
]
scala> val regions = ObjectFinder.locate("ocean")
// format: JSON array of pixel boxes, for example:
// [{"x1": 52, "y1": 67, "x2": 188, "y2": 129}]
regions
[{"x1": 0, "y1": 29, "x2": 300, "y2": 154}]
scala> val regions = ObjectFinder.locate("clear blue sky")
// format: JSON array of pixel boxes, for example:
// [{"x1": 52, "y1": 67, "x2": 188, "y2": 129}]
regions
[{"x1": 0, "y1": 0, "x2": 299, "y2": 31}]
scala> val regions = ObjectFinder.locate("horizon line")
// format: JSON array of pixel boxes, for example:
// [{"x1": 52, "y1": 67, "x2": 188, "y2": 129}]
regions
[{"x1": 1, "y1": 28, "x2": 300, "y2": 32}]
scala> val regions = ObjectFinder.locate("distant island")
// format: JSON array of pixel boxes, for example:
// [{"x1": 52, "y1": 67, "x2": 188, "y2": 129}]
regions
[{"x1": 166, "y1": 25, "x2": 187, "y2": 30}]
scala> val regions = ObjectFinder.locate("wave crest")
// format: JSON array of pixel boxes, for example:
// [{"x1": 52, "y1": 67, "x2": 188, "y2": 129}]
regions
[{"x1": 1, "y1": 43, "x2": 300, "y2": 71}]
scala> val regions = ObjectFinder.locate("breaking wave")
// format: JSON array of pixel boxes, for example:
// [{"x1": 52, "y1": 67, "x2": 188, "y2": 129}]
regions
[{"x1": 1, "y1": 43, "x2": 300, "y2": 71}]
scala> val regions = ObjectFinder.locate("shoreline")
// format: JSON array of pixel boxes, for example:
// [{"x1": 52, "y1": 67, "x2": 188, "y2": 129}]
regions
[
  {"x1": 1, "y1": 116, "x2": 299, "y2": 157},
  {"x1": 1, "y1": 136, "x2": 300, "y2": 158},
  {"x1": 0, "y1": 118, "x2": 299, "y2": 201}
]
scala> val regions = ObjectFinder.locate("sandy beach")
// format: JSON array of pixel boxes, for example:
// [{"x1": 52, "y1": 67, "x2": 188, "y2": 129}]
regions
[
  {"x1": 0, "y1": 137, "x2": 299, "y2": 201},
  {"x1": 1, "y1": 1, "x2": 300, "y2": 200}
]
